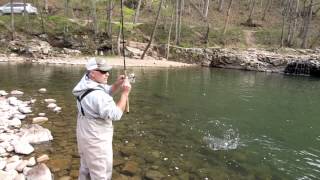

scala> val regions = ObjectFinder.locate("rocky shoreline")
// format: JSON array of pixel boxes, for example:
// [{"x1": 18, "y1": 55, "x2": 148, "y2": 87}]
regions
[
  {"x1": 2, "y1": 38, "x2": 320, "y2": 76},
  {"x1": 169, "y1": 46, "x2": 320, "y2": 76},
  {"x1": 0, "y1": 89, "x2": 57, "y2": 179}
]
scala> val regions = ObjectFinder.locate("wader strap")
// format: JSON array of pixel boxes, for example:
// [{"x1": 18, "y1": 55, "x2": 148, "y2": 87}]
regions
[{"x1": 76, "y1": 89, "x2": 97, "y2": 116}]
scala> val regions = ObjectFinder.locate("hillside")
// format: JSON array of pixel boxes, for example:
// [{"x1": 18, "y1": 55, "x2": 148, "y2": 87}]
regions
[{"x1": 0, "y1": 0, "x2": 319, "y2": 55}]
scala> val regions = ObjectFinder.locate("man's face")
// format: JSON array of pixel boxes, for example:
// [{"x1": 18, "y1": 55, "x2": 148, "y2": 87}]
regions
[{"x1": 91, "y1": 70, "x2": 110, "y2": 84}]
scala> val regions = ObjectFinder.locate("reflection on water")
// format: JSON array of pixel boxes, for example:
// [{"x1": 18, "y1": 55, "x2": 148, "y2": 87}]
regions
[{"x1": 0, "y1": 63, "x2": 320, "y2": 179}]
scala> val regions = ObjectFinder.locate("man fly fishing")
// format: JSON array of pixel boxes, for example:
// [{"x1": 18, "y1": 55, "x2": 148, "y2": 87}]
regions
[{"x1": 72, "y1": 57, "x2": 131, "y2": 179}]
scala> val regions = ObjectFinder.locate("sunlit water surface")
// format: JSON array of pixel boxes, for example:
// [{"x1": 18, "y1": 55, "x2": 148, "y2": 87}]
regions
[{"x1": 0, "y1": 62, "x2": 319, "y2": 179}]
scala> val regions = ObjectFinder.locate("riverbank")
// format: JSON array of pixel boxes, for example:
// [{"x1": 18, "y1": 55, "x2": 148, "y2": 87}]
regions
[{"x1": 0, "y1": 53, "x2": 196, "y2": 68}]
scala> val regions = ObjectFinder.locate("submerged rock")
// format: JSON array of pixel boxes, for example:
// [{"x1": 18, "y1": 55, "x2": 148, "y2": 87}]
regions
[
  {"x1": 32, "y1": 117, "x2": 48, "y2": 124},
  {"x1": 20, "y1": 124, "x2": 53, "y2": 144},
  {"x1": 38, "y1": 88, "x2": 47, "y2": 93},
  {"x1": 26, "y1": 163, "x2": 52, "y2": 180}
]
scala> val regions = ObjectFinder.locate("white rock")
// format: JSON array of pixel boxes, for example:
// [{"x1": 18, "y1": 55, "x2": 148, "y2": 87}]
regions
[
  {"x1": 13, "y1": 114, "x2": 26, "y2": 120},
  {"x1": 38, "y1": 88, "x2": 47, "y2": 93},
  {"x1": 7, "y1": 118, "x2": 21, "y2": 128},
  {"x1": 15, "y1": 160, "x2": 28, "y2": 172},
  {"x1": 36, "y1": 154, "x2": 49, "y2": 163},
  {"x1": 7, "y1": 155, "x2": 20, "y2": 163},
  {"x1": 44, "y1": 99, "x2": 56, "y2": 103},
  {"x1": 27, "y1": 157, "x2": 36, "y2": 167},
  {"x1": 0, "y1": 159, "x2": 6, "y2": 170},
  {"x1": 53, "y1": 106, "x2": 61, "y2": 113},
  {"x1": 26, "y1": 164, "x2": 52, "y2": 180},
  {"x1": 18, "y1": 106, "x2": 32, "y2": 114},
  {"x1": 14, "y1": 173, "x2": 25, "y2": 180},
  {"x1": 0, "y1": 147, "x2": 6, "y2": 154},
  {"x1": 0, "y1": 90, "x2": 8, "y2": 96},
  {"x1": 19, "y1": 124, "x2": 53, "y2": 144},
  {"x1": 32, "y1": 117, "x2": 48, "y2": 124},
  {"x1": 5, "y1": 160, "x2": 22, "y2": 171},
  {"x1": 5, "y1": 145, "x2": 14, "y2": 152},
  {"x1": 23, "y1": 167, "x2": 31, "y2": 175},
  {"x1": 10, "y1": 90, "x2": 24, "y2": 95},
  {"x1": 8, "y1": 97, "x2": 20, "y2": 106},
  {"x1": 13, "y1": 141, "x2": 34, "y2": 155},
  {"x1": 38, "y1": 113, "x2": 46, "y2": 117},
  {"x1": 47, "y1": 103, "x2": 57, "y2": 109},
  {"x1": 0, "y1": 169, "x2": 18, "y2": 180}
]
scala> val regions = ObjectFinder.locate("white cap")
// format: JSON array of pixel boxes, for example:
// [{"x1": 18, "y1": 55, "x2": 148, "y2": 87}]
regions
[{"x1": 86, "y1": 57, "x2": 112, "y2": 71}]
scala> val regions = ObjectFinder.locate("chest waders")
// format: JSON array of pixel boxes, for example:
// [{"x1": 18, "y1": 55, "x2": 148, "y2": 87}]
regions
[{"x1": 76, "y1": 89, "x2": 98, "y2": 116}]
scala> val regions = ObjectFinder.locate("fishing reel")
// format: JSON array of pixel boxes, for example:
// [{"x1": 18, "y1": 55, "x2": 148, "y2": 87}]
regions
[{"x1": 128, "y1": 73, "x2": 136, "y2": 83}]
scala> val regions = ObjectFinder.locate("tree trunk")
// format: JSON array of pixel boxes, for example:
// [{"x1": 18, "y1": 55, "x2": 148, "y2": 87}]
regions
[
  {"x1": 133, "y1": 0, "x2": 142, "y2": 24},
  {"x1": 63, "y1": 0, "x2": 69, "y2": 40},
  {"x1": 177, "y1": 0, "x2": 184, "y2": 45},
  {"x1": 203, "y1": 0, "x2": 209, "y2": 18},
  {"x1": 175, "y1": 0, "x2": 180, "y2": 45},
  {"x1": 10, "y1": 0, "x2": 14, "y2": 40},
  {"x1": 218, "y1": 0, "x2": 224, "y2": 12},
  {"x1": 280, "y1": 0, "x2": 289, "y2": 47},
  {"x1": 301, "y1": 0, "x2": 313, "y2": 48},
  {"x1": 107, "y1": 0, "x2": 113, "y2": 37},
  {"x1": 262, "y1": 0, "x2": 272, "y2": 21},
  {"x1": 223, "y1": 0, "x2": 234, "y2": 34},
  {"x1": 91, "y1": 0, "x2": 98, "y2": 37},
  {"x1": 288, "y1": 0, "x2": 299, "y2": 45},
  {"x1": 247, "y1": 0, "x2": 256, "y2": 24},
  {"x1": 166, "y1": 11, "x2": 174, "y2": 60},
  {"x1": 44, "y1": 0, "x2": 48, "y2": 13},
  {"x1": 141, "y1": 0, "x2": 164, "y2": 59}
]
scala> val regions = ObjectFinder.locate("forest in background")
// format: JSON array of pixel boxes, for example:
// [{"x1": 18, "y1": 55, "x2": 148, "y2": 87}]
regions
[{"x1": 0, "y1": 0, "x2": 320, "y2": 55}]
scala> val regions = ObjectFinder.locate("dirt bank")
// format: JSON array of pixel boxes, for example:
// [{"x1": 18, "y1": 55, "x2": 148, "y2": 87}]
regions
[{"x1": 0, "y1": 54, "x2": 196, "y2": 68}]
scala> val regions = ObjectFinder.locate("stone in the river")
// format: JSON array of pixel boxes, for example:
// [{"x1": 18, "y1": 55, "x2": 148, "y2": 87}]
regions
[
  {"x1": 121, "y1": 161, "x2": 139, "y2": 176},
  {"x1": 38, "y1": 113, "x2": 46, "y2": 117},
  {"x1": 0, "y1": 90, "x2": 8, "y2": 96},
  {"x1": 20, "y1": 124, "x2": 53, "y2": 143},
  {"x1": 13, "y1": 140, "x2": 34, "y2": 155},
  {"x1": 0, "y1": 169, "x2": 18, "y2": 179},
  {"x1": 23, "y1": 167, "x2": 31, "y2": 175},
  {"x1": 44, "y1": 99, "x2": 56, "y2": 103},
  {"x1": 26, "y1": 163, "x2": 52, "y2": 180},
  {"x1": 18, "y1": 106, "x2": 32, "y2": 114},
  {"x1": 27, "y1": 157, "x2": 36, "y2": 167},
  {"x1": 13, "y1": 113, "x2": 26, "y2": 120},
  {"x1": 15, "y1": 160, "x2": 29, "y2": 172},
  {"x1": 5, "y1": 160, "x2": 22, "y2": 171},
  {"x1": 145, "y1": 170, "x2": 165, "y2": 180},
  {"x1": 10, "y1": 90, "x2": 24, "y2": 95},
  {"x1": 0, "y1": 160, "x2": 6, "y2": 170},
  {"x1": 37, "y1": 154, "x2": 49, "y2": 163},
  {"x1": 53, "y1": 106, "x2": 62, "y2": 113},
  {"x1": 7, "y1": 118, "x2": 21, "y2": 128},
  {"x1": 38, "y1": 88, "x2": 47, "y2": 93},
  {"x1": 47, "y1": 103, "x2": 57, "y2": 109},
  {"x1": 32, "y1": 117, "x2": 48, "y2": 124},
  {"x1": 14, "y1": 173, "x2": 25, "y2": 180}
]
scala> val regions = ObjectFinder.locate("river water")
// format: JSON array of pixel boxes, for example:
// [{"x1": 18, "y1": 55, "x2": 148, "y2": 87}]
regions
[{"x1": 0, "y1": 63, "x2": 320, "y2": 179}]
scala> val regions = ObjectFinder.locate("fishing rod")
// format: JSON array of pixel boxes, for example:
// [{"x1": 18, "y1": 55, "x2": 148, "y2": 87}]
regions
[{"x1": 120, "y1": 0, "x2": 129, "y2": 113}]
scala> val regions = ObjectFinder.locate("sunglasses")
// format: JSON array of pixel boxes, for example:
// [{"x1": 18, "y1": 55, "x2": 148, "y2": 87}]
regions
[{"x1": 96, "y1": 70, "x2": 110, "y2": 74}]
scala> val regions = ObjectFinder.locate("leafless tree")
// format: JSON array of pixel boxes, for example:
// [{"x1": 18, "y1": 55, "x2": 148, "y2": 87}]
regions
[
  {"x1": 262, "y1": 0, "x2": 272, "y2": 21},
  {"x1": 223, "y1": 0, "x2": 234, "y2": 34},
  {"x1": 203, "y1": 0, "x2": 209, "y2": 18},
  {"x1": 10, "y1": 0, "x2": 14, "y2": 40},
  {"x1": 133, "y1": 0, "x2": 142, "y2": 24},
  {"x1": 301, "y1": 0, "x2": 313, "y2": 48},
  {"x1": 218, "y1": 0, "x2": 224, "y2": 12},
  {"x1": 141, "y1": 0, "x2": 164, "y2": 59}
]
